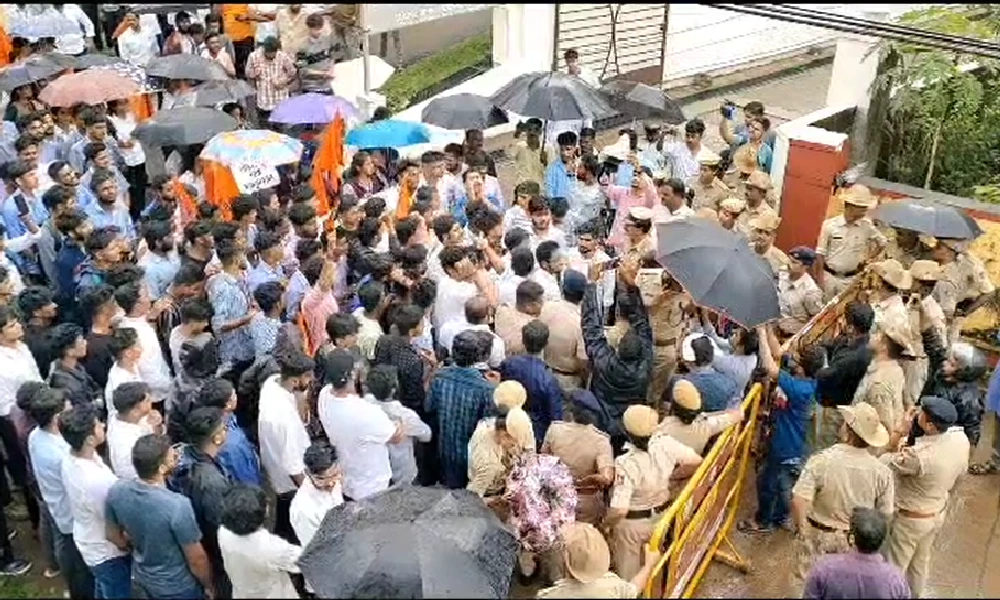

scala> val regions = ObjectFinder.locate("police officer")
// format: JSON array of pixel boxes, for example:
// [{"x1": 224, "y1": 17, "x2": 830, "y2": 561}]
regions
[
  {"x1": 907, "y1": 260, "x2": 948, "y2": 408},
  {"x1": 815, "y1": 185, "x2": 887, "y2": 302},
  {"x1": 749, "y1": 212, "x2": 789, "y2": 281},
  {"x1": 882, "y1": 397, "x2": 969, "y2": 598},
  {"x1": 931, "y1": 237, "x2": 995, "y2": 345},
  {"x1": 541, "y1": 390, "x2": 615, "y2": 526},
  {"x1": 852, "y1": 309, "x2": 915, "y2": 438},
  {"x1": 735, "y1": 171, "x2": 776, "y2": 235},
  {"x1": 689, "y1": 148, "x2": 731, "y2": 211},
  {"x1": 788, "y1": 402, "x2": 895, "y2": 597},
  {"x1": 657, "y1": 380, "x2": 743, "y2": 457},
  {"x1": 645, "y1": 274, "x2": 691, "y2": 408},
  {"x1": 777, "y1": 246, "x2": 824, "y2": 336},
  {"x1": 883, "y1": 227, "x2": 924, "y2": 268},
  {"x1": 604, "y1": 405, "x2": 703, "y2": 580}
]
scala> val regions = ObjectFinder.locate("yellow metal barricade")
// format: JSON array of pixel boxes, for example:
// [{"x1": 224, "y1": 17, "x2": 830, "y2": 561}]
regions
[{"x1": 643, "y1": 383, "x2": 762, "y2": 598}]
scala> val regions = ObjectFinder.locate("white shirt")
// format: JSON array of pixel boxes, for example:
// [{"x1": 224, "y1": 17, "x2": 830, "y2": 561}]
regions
[
  {"x1": 218, "y1": 527, "x2": 302, "y2": 599},
  {"x1": 54, "y1": 4, "x2": 95, "y2": 56},
  {"x1": 107, "y1": 418, "x2": 153, "y2": 481},
  {"x1": 438, "y1": 321, "x2": 505, "y2": 369},
  {"x1": 104, "y1": 363, "x2": 142, "y2": 421},
  {"x1": 117, "y1": 26, "x2": 159, "y2": 68},
  {"x1": 497, "y1": 272, "x2": 526, "y2": 307},
  {"x1": 432, "y1": 275, "x2": 478, "y2": 332},
  {"x1": 317, "y1": 388, "x2": 394, "y2": 501},
  {"x1": 108, "y1": 114, "x2": 146, "y2": 168},
  {"x1": 62, "y1": 454, "x2": 126, "y2": 567},
  {"x1": 530, "y1": 268, "x2": 563, "y2": 303},
  {"x1": 290, "y1": 478, "x2": 343, "y2": 548},
  {"x1": 503, "y1": 206, "x2": 532, "y2": 236},
  {"x1": 254, "y1": 4, "x2": 281, "y2": 43},
  {"x1": 364, "y1": 395, "x2": 431, "y2": 485},
  {"x1": 0, "y1": 342, "x2": 42, "y2": 416},
  {"x1": 258, "y1": 375, "x2": 311, "y2": 495},
  {"x1": 565, "y1": 248, "x2": 616, "y2": 308},
  {"x1": 529, "y1": 226, "x2": 567, "y2": 252},
  {"x1": 118, "y1": 316, "x2": 174, "y2": 406}
]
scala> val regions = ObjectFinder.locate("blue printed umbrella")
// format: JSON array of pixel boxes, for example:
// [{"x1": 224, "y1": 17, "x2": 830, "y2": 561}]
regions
[
  {"x1": 346, "y1": 119, "x2": 431, "y2": 149},
  {"x1": 200, "y1": 129, "x2": 303, "y2": 166}
]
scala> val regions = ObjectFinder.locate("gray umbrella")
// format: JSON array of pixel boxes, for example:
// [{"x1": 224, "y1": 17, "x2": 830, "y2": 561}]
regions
[
  {"x1": 74, "y1": 53, "x2": 126, "y2": 70},
  {"x1": 133, "y1": 107, "x2": 238, "y2": 147},
  {"x1": 872, "y1": 199, "x2": 983, "y2": 240},
  {"x1": 601, "y1": 79, "x2": 686, "y2": 125},
  {"x1": 490, "y1": 71, "x2": 616, "y2": 122},
  {"x1": 299, "y1": 487, "x2": 518, "y2": 599},
  {"x1": 145, "y1": 54, "x2": 231, "y2": 81},
  {"x1": 421, "y1": 93, "x2": 509, "y2": 131},
  {"x1": 189, "y1": 80, "x2": 256, "y2": 107},
  {"x1": 656, "y1": 217, "x2": 780, "y2": 328},
  {"x1": 0, "y1": 54, "x2": 72, "y2": 91}
]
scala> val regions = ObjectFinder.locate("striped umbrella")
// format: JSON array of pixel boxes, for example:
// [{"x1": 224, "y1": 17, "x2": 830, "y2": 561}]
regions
[{"x1": 200, "y1": 129, "x2": 303, "y2": 166}]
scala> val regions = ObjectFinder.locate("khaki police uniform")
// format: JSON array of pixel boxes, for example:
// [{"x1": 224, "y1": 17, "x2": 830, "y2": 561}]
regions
[
  {"x1": 933, "y1": 248, "x2": 996, "y2": 345},
  {"x1": 690, "y1": 177, "x2": 732, "y2": 211},
  {"x1": 817, "y1": 215, "x2": 887, "y2": 301},
  {"x1": 542, "y1": 421, "x2": 615, "y2": 526},
  {"x1": 789, "y1": 441, "x2": 895, "y2": 596},
  {"x1": 882, "y1": 426, "x2": 970, "y2": 597},
  {"x1": 735, "y1": 201, "x2": 776, "y2": 237},
  {"x1": 778, "y1": 272, "x2": 824, "y2": 335},
  {"x1": 851, "y1": 360, "x2": 906, "y2": 438},
  {"x1": 609, "y1": 406, "x2": 701, "y2": 580},
  {"x1": 884, "y1": 238, "x2": 922, "y2": 269},
  {"x1": 760, "y1": 245, "x2": 791, "y2": 281},
  {"x1": 646, "y1": 290, "x2": 690, "y2": 407},
  {"x1": 538, "y1": 523, "x2": 640, "y2": 599}
]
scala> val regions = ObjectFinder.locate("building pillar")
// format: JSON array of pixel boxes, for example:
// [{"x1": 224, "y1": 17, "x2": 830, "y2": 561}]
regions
[{"x1": 491, "y1": 4, "x2": 555, "y2": 70}]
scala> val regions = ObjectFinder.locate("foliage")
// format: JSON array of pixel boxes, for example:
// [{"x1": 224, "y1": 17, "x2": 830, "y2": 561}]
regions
[
  {"x1": 875, "y1": 5, "x2": 1000, "y2": 200},
  {"x1": 379, "y1": 34, "x2": 492, "y2": 114}
]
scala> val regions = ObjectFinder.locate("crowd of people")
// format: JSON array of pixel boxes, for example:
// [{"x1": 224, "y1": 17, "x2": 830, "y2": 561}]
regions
[{"x1": 0, "y1": 5, "x2": 993, "y2": 600}]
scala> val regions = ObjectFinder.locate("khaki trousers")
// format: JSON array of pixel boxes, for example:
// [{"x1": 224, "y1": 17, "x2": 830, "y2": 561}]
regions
[
  {"x1": 648, "y1": 344, "x2": 678, "y2": 410},
  {"x1": 885, "y1": 512, "x2": 945, "y2": 598},
  {"x1": 612, "y1": 515, "x2": 656, "y2": 581},
  {"x1": 788, "y1": 524, "x2": 852, "y2": 597},
  {"x1": 821, "y1": 272, "x2": 852, "y2": 303},
  {"x1": 902, "y1": 358, "x2": 928, "y2": 410}
]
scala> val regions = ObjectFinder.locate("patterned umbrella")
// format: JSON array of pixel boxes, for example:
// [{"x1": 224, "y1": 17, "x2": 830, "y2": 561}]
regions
[
  {"x1": 89, "y1": 62, "x2": 160, "y2": 93},
  {"x1": 39, "y1": 71, "x2": 139, "y2": 107},
  {"x1": 200, "y1": 129, "x2": 303, "y2": 166}
]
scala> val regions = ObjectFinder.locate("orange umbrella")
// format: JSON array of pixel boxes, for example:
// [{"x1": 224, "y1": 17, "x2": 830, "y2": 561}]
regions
[{"x1": 38, "y1": 70, "x2": 139, "y2": 107}]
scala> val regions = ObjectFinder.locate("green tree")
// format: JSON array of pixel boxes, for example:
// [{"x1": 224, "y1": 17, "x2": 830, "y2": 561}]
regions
[{"x1": 873, "y1": 5, "x2": 1000, "y2": 200}]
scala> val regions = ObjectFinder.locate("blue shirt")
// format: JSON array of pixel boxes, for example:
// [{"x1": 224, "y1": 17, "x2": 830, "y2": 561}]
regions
[
  {"x1": 85, "y1": 201, "x2": 135, "y2": 240},
  {"x1": 1, "y1": 190, "x2": 48, "y2": 276},
  {"x1": 143, "y1": 252, "x2": 181, "y2": 300},
  {"x1": 680, "y1": 366, "x2": 740, "y2": 413},
  {"x1": 545, "y1": 159, "x2": 575, "y2": 199},
  {"x1": 105, "y1": 479, "x2": 203, "y2": 599},
  {"x1": 216, "y1": 414, "x2": 262, "y2": 486},
  {"x1": 54, "y1": 239, "x2": 86, "y2": 303},
  {"x1": 80, "y1": 167, "x2": 130, "y2": 207},
  {"x1": 499, "y1": 354, "x2": 564, "y2": 448},
  {"x1": 425, "y1": 366, "x2": 496, "y2": 489},
  {"x1": 771, "y1": 370, "x2": 816, "y2": 462},
  {"x1": 27, "y1": 428, "x2": 74, "y2": 535},
  {"x1": 245, "y1": 259, "x2": 282, "y2": 295},
  {"x1": 285, "y1": 269, "x2": 309, "y2": 320},
  {"x1": 208, "y1": 271, "x2": 255, "y2": 365}
]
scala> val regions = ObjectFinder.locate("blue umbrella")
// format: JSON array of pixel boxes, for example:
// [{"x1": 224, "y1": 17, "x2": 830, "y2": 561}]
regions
[{"x1": 346, "y1": 120, "x2": 431, "y2": 148}]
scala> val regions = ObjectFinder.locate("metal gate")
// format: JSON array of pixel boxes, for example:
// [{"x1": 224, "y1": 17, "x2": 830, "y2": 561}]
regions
[{"x1": 552, "y1": 4, "x2": 668, "y2": 86}]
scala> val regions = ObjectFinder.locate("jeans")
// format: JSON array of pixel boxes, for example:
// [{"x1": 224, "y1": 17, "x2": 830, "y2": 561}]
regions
[
  {"x1": 39, "y1": 501, "x2": 60, "y2": 571},
  {"x1": 55, "y1": 531, "x2": 95, "y2": 600},
  {"x1": 755, "y1": 458, "x2": 801, "y2": 528},
  {"x1": 139, "y1": 582, "x2": 204, "y2": 600},
  {"x1": 274, "y1": 490, "x2": 298, "y2": 545},
  {"x1": 92, "y1": 554, "x2": 132, "y2": 599}
]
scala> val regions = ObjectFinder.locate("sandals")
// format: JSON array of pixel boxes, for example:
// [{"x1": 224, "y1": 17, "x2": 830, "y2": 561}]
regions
[
  {"x1": 737, "y1": 519, "x2": 774, "y2": 534},
  {"x1": 969, "y1": 462, "x2": 999, "y2": 476}
]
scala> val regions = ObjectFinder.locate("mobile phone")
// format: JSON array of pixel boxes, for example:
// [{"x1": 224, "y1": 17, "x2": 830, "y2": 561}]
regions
[{"x1": 14, "y1": 194, "x2": 29, "y2": 218}]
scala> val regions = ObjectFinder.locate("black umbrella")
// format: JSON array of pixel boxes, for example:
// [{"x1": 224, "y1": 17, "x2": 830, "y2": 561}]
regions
[
  {"x1": 299, "y1": 487, "x2": 518, "y2": 599},
  {"x1": 189, "y1": 79, "x2": 256, "y2": 107},
  {"x1": 601, "y1": 79, "x2": 686, "y2": 125},
  {"x1": 490, "y1": 71, "x2": 616, "y2": 122},
  {"x1": 133, "y1": 107, "x2": 238, "y2": 147},
  {"x1": 421, "y1": 93, "x2": 509, "y2": 131},
  {"x1": 145, "y1": 54, "x2": 231, "y2": 81},
  {"x1": 655, "y1": 217, "x2": 780, "y2": 328},
  {"x1": 0, "y1": 54, "x2": 72, "y2": 91},
  {"x1": 871, "y1": 199, "x2": 983, "y2": 240}
]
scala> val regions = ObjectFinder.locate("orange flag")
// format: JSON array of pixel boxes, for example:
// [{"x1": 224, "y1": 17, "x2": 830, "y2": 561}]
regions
[
  {"x1": 203, "y1": 160, "x2": 240, "y2": 221},
  {"x1": 0, "y1": 27, "x2": 11, "y2": 68},
  {"x1": 395, "y1": 179, "x2": 415, "y2": 222},
  {"x1": 172, "y1": 177, "x2": 198, "y2": 226},
  {"x1": 311, "y1": 115, "x2": 345, "y2": 221}
]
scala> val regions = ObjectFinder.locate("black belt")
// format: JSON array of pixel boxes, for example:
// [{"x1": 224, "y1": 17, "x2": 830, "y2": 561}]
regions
[
  {"x1": 808, "y1": 517, "x2": 847, "y2": 533},
  {"x1": 824, "y1": 265, "x2": 860, "y2": 277},
  {"x1": 627, "y1": 502, "x2": 669, "y2": 520}
]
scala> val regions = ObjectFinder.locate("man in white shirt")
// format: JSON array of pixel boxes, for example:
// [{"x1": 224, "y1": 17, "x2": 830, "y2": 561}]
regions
[
  {"x1": 564, "y1": 221, "x2": 616, "y2": 310},
  {"x1": 59, "y1": 404, "x2": 131, "y2": 598},
  {"x1": 432, "y1": 246, "x2": 495, "y2": 333},
  {"x1": 290, "y1": 441, "x2": 344, "y2": 549},
  {"x1": 530, "y1": 240, "x2": 565, "y2": 303},
  {"x1": 115, "y1": 282, "x2": 174, "y2": 408},
  {"x1": 116, "y1": 12, "x2": 160, "y2": 67},
  {"x1": 107, "y1": 381, "x2": 160, "y2": 480},
  {"x1": 363, "y1": 366, "x2": 431, "y2": 486},
  {"x1": 498, "y1": 246, "x2": 534, "y2": 308},
  {"x1": 54, "y1": 4, "x2": 96, "y2": 56},
  {"x1": 438, "y1": 295, "x2": 505, "y2": 369},
  {"x1": 258, "y1": 350, "x2": 314, "y2": 543},
  {"x1": 104, "y1": 327, "x2": 144, "y2": 421},
  {"x1": 0, "y1": 307, "x2": 42, "y2": 420},
  {"x1": 528, "y1": 196, "x2": 567, "y2": 251},
  {"x1": 353, "y1": 280, "x2": 387, "y2": 362},
  {"x1": 318, "y1": 350, "x2": 401, "y2": 501}
]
